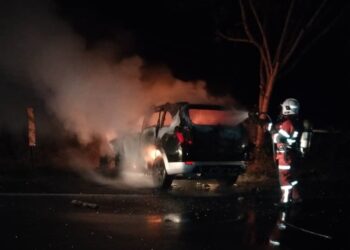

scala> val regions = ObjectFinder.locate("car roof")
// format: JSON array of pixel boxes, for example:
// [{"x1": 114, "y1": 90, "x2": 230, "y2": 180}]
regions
[
  {"x1": 148, "y1": 102, "x2": 231, "y2": 116},
  {"x1": 153, "y1": 102, "x2": 228, "y2": 110}
]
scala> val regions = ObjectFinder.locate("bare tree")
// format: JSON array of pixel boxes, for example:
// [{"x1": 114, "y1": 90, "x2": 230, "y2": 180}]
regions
[{"x1": 218, "y1": 0, "x2": 345, "y2": 148}]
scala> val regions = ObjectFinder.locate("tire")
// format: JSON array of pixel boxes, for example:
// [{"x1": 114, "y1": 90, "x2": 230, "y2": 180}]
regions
[
  {"x1": 97, "y1": 155, "x2": 119, "y2": 178},
  {"x1": 152, "y1": 158, "x2": 173, "y2": 190},
  {"x1": 113, "y1": 150, "x2": 125, "y2": 177},
  {"x1": 217, "y1": 175, "x2": 238, "y2": 188}
]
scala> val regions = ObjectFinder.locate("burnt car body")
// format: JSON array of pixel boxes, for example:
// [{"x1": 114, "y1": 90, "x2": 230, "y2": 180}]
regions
[{"x1": 113, "y1": 102, "x2": 251, "y2": 189}]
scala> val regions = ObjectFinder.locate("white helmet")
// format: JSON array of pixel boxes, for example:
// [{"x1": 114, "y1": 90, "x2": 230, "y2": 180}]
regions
[{"x1": 281, "y1": 98, "x2": 300, "y2": 115}]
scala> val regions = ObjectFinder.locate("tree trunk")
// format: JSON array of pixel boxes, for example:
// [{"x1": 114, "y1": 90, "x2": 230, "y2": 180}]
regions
[{"x1": 255, "y1": 65, "x2": 278, "y2": 148}]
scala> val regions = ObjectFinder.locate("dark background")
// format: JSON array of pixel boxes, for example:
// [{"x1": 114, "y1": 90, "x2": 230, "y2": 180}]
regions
[
  {"x1": 55, "y1": 0, "x2": 350, "y2": 129},
  {"x1": 0, "y1": 0, "x2": 349, "y2": 166}
]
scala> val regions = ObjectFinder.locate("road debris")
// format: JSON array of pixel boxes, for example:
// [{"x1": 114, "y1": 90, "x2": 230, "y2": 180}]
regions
[{"x1": 71, "y1": 199, "x2": 99, "y2": 209}]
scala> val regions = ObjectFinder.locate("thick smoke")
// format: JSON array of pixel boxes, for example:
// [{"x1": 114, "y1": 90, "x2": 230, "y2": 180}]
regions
[
  {"x1": 0, "y1": 1, "x2": 233, "y2": 170},
  {"x1": 0, "y1": 0, "x2": 252, "y2": 187}
]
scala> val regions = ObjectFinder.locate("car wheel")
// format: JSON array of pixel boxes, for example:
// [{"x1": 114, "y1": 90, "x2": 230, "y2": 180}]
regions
[
  {"x1": 152, "y1": 158, "x2": 173, "y2": 190},
  {"x1": 113, "y1": 149, "x2": 126, "y2": 177}
]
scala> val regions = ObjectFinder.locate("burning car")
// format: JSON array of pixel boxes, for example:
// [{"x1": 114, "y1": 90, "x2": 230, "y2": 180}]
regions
[{"x1": 112, "y1": 102, "x2": 252, "y2": 189}]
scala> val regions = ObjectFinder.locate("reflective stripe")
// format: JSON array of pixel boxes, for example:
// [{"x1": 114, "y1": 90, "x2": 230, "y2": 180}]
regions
[
  {"x1": 273, "y1": 133, "x2": 279, "y2": 143},
  {"x1": 292, "y1": 131, "x2": 299, "y2": 138},
  {"x1": 269, "y1": 240, "x2": 280, "y2": 246},
  {"x1": 279, "y1": 165, "x2": 291, "y2": 170},
  {"x1": 281, "y1": 212, "x2": 286, "y2": 222},
  {"x1": 279, "y1": 129, "x2": 290, "y2": 138},
  {"x1": 267, "y1": 123, "x2": 273, "y2": 131},
  {"x1": 287, "y1": 138, "x2": 296, "y2": 145},
  {"x1": 291, "y1": 181, "x2": 298, "y2": 186},
  {"x1": 166, "y1": 161, "x2": 246, "y2": 175},
  {"x1": 281, "y1": 187, "x2": 291, "y2": 203}
]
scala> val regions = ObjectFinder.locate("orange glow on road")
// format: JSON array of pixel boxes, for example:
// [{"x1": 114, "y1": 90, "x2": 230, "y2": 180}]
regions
[{"x1": 146, "y1": 215, "x2": 162, "y2": 224}]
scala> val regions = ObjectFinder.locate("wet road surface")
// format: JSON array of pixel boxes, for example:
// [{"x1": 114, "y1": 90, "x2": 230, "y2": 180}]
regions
[{"x1": 0, "y1": 170, "x2": 349, "y2": 250}]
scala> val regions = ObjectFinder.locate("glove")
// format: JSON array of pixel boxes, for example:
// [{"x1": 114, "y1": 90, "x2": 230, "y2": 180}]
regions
[
  {"x1": 248, "y1": 111, "x2": 270, "y2": 126},
  {"x1": 248, "y1": 111, "x2": 259, "y2": 123}
]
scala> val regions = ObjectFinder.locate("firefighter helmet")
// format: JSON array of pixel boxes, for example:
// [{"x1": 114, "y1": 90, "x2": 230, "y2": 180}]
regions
[{"x1": 281, "y1": 98, "x2": 300, "y2": 115}]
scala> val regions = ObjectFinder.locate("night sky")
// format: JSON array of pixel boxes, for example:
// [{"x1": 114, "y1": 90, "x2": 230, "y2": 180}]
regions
[{"x1": 1, "y1": 0, "x2": 349, "y2": 132}]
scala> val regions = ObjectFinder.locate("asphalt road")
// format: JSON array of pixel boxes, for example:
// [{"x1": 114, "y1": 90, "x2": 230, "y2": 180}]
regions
[{"x1": 0, "y1": 169, "x2": 349, "y2": 250}]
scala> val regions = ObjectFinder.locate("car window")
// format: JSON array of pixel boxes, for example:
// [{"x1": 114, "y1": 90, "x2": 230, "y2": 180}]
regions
[
  {"x1": 162, "y1": 111, "x2": 173, "y2": 127},
  {"x1": 144, "y1": 111, "x2": 160, "y2": 128},
  {"x1": 188, "y1": 109, "x2": 237, "y2": 126}
]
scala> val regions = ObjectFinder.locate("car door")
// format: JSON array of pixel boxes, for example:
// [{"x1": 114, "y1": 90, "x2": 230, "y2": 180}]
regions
[{"x1": 140, "y1": 109, "x2": 161, "y2": 148}]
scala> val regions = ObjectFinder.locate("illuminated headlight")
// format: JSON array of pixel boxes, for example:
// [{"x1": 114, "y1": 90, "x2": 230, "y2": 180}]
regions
[
  {"x1": 153, "y1": 149, "x2": 162, "y2": 159},
  {"x1": 144, "y1": 146, "x2": 162, "y2": 162}
]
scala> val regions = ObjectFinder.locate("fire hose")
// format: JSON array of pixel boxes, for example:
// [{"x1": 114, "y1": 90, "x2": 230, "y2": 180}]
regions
[{"x1": 284, "y1": 221, "x2": 332, "y2": 240}]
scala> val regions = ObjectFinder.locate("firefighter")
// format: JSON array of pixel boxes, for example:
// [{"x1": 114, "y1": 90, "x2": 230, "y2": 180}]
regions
[{"x1": 271, "y1": 98, "x2": 304, "y2": 205}]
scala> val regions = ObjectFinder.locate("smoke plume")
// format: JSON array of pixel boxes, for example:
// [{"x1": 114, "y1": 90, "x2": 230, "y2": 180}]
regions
[{"x1": 0, "y1": 0, "x2": 244, "y2": 189}]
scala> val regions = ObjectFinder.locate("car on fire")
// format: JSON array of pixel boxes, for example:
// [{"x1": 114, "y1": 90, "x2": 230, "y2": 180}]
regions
[{"x1": 112, "y1": 102, "x2": 252, "y2": 189}]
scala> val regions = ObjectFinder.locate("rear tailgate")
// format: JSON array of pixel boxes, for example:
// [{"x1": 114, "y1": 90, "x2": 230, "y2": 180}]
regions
[
  {"x1": 184, "y1": 106, "x2": 249, "y2": 162},
  {"x1": 189, "y1": 125, "x2": 248, "y2": 161}
]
